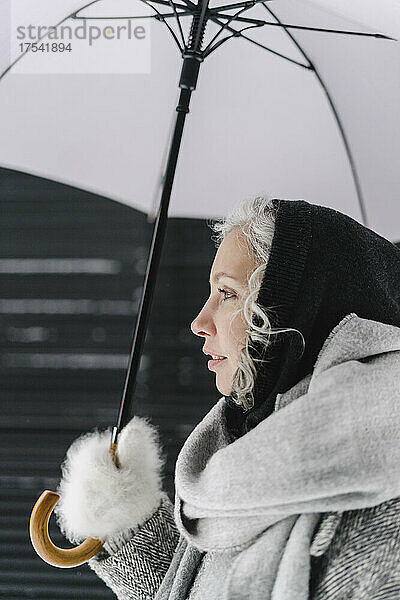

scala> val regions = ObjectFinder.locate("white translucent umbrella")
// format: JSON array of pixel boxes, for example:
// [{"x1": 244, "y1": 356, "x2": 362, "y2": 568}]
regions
[
  {"x1": 0, "y1": 0, "x2": 399, "y2": 238},
  {"x1": 1, "y1": 0, "x2": 399, "y2": 570}
]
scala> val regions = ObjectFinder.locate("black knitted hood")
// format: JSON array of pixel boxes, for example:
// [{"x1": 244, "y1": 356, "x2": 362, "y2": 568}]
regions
[{"x1": 226, "y1": 199, "x2": 400, "y2": 438}]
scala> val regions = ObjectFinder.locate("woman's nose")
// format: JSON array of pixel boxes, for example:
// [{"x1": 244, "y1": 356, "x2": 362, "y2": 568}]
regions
[{"x1": 190, "y1": 302, "x2": 216, "y2": 337}]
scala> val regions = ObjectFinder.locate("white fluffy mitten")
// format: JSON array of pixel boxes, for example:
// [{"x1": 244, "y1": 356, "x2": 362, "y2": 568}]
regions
[{"x1": 54, "y1": 417, "x2": 164, "y2": 551}]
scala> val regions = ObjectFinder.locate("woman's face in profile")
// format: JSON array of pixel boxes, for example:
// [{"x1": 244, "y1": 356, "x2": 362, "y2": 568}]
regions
[{"x1": 191, "y1": 228, "x2": 256, "y2": 396}]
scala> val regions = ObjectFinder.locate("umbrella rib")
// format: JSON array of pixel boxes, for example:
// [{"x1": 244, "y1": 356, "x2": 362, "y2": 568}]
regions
[
  {"x1": 203, "y1": 5, "x2": 260, "y2": 54},
  {"x1": 73, "y1": 0, "x2": 185, "y2": 49},
  {"x1": 73, "y1": 0, "x2": 189, "y2": 16},
  {"x1": 139, "y1": 0, "x2": 184, "y2": 51},
  {"x1": 262, "y1": 3, "x2": 368, "y2": 226},
  {"x1": 204, "y1": 17, "x2": 311, "y2": 68},
  {"x1": 167, "y1": 0, "x2": 187, "y2": 47},
  {"x1": 72, "y1": 11, "x2": 192, "y2": 20},
  {"x1": 136, "y1": 0, "x2": 188, "y2": 8},
  {"x1": 204, "y1": 22, "x2": 266, "y2": 57},
  {"x1": 73, "y1": 11, "x2": 191, "y2": 20},
  {"x1": 209, "y1": 17, "x2": 396, "y2": 40},
  {"x1": 70, "y1": 5, "x2": 395, "y2": 41},
  {"x1": 209, "y1": 0, "x2": 272, "y2": 11},
  {"x1": 209, "y1": 13, "x2": 270, "y2": 25}
]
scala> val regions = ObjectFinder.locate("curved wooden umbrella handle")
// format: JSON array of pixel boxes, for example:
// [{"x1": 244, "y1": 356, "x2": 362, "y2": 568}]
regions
[{"x1": 29, "y1": 490, "x2": 103, "y2": 568}]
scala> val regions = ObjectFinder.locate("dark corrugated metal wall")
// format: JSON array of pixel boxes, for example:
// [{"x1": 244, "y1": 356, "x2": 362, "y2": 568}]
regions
[{"x1": 0, "y1": 168, "x2": 217, "y2": 598}]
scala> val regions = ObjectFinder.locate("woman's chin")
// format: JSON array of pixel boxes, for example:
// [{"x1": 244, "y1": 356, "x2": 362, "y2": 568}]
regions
[
  {"x1": 214, "y1": 363, "x2": 236, "y2": 396},
  {"x1": 215, "y1": 377, "x2": 232, "y2": 397}
]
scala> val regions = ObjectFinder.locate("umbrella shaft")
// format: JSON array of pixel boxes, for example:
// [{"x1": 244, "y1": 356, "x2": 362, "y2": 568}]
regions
[{"x1": 115, "y1": 87, "x2": 193, "y2": 436}]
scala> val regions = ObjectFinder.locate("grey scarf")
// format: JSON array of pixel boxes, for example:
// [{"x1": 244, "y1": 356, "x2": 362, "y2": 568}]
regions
[{"x1": 170, "y1": 315, "x2": 400, "y2": 600}]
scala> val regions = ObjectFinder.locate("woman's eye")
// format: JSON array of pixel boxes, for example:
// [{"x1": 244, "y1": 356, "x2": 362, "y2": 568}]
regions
[{"x1": 218, "y1": 287, "x2": 236, "y2": 301}]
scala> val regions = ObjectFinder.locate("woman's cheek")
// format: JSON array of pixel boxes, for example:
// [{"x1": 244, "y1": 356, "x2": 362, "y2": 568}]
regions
[{"x1": 231, "y1": 313, "x2": 248, "y2": 347}]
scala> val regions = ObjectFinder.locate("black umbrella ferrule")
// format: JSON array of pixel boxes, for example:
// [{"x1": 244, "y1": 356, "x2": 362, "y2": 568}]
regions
[{"x1": 179, "y1": 54, "x2": 204, "y2": 91}]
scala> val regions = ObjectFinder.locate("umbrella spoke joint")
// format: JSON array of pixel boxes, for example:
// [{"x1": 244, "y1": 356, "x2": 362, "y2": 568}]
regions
[{"x1": 174, "y1": 0, "x2": 209, "y2": 90}]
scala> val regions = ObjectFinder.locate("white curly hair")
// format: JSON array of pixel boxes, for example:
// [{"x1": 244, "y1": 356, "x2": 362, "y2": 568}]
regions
[{"x1": 210, "y1": 195, "x2": 303, "y2": 411}]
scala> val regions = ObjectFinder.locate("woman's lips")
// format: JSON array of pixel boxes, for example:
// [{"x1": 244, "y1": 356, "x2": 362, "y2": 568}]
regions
[{"x1": 207, "y1": 357, "x2": 227, "y2": 371}]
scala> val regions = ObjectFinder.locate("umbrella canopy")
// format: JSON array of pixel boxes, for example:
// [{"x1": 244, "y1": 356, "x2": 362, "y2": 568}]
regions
[{"x1": 0, "y1": 0, "x2": 399, "y2": 239}]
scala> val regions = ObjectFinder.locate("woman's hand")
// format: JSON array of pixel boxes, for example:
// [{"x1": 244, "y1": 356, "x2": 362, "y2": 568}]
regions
[{"x1": 54, "y1": 417, "x2": 164, "y2": 545}]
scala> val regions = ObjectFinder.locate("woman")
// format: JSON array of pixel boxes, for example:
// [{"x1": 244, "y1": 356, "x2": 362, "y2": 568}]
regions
[{"x1": 56, "y1": 197, "x2": 400, "y2": 599}]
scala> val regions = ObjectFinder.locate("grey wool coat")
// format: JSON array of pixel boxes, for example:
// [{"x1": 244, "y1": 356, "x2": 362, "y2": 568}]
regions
[{"x1": 90, "y1": 314, "x2": 400, "y2": 600}]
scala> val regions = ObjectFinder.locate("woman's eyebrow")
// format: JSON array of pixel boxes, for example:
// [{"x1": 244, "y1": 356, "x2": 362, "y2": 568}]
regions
[{"x1": 210, "y1": 272, "x2": 239, "y2": 284}]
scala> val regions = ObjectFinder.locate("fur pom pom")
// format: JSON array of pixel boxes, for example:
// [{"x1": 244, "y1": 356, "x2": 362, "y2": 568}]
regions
[{"x1": 54, "y1": 417, "x2": 164, "y2": 543}]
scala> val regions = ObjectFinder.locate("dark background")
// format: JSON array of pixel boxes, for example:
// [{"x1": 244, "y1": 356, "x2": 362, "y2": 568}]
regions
[
  {"x1": 0, "y1": 167, "x2": 217, "y2": 598},
  {"x1": 1, "y1": 167, "x2": 398, "y2": 598}
]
